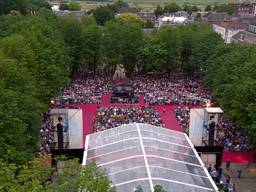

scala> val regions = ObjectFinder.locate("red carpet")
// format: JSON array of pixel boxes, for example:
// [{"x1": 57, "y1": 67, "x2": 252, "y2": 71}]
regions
[
  {"x1": 82, "y1": 105, "x2": 98, "y2": 144},
  {"x1": 222, "y1": 151, "x2": 255, "y2": 163},
  {"x1": 156, "y1": 106, "x2": 182, "y2": 132},
  {"x1": 102, "y1": 93, "x2": 111, "y2": 105}
]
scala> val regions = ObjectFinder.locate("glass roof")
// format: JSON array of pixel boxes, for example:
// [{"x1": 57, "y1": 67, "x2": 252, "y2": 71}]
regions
[{"x1": 82, "y1": 123, "x2": 218, "y2": 192}]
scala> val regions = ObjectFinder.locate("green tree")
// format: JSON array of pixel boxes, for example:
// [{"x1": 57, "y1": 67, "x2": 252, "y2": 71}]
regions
[
  {"x1": 183, "y1": 4, "x2": 199, "y2": 14},
  {"x1": 193, "y1": 29, "x2": 223, "y2": 72},
  {"x1": 163, "y1": 3, "x2": 181, "y2": 13},
  {"x1": 107, "y1": 0, "x2": 129, "y2": 13},
  {"x1": 205, "y1": 5, "x2": 212, "y2": 11},
  {"x1": 0, "y1": 51, "x2": 40, "y2": 164},
  {"x1": 144, "y1": 19, "x2": 154, "y2": 28},
  {"x1": 81, "y1": 14, "x2": 96, "y2": 27},
  {"x1": 116, "y1": 13, "x2": 143, "y2": 26},
  {"x1": 81, "y1": 25, "x2": 102, "y2": 75},
  {"x1": 154, "y1": 184, "x2": 167, "y2": 192},
  {"x1": 203, "y1": 44, "x2": 256, "y2": 145},
  {"x1": 0, "y1": 157, "x2": 116, "y2": 192},
  {"x1": 134, "y1": 185, "x2": 144, "y2": 192},
  {"x1": 102, "y1": 21, "x2": 121, "y2": 76},
  {"x1": 214, "y1": 4, "x2": 233, "y2": 15},
  {"x1": 92, "y1": 6, "x2": 114, "y2": 25},
  {"x1": 0, "y1": 0, "x2": 28, "y2": 15},
  {"x1": 157, "y1": 26, "x2": 181, "y2": 74},
  {"x1": 68, "y1": 2, "x2": 81, "y2": 11},
  {"x1": 154, "y1": 5, "x2": 163, "y2": 17},
  {"x1": 27, "y1": 0, "x2": 50, "y2": 12},
  {"x1": 118, "y1": 22, "x2": 143, "y2": 75},
  {"x1": 59, "y1": 3, "x2": 69, "y2": 10},
  {"x1": 140, "y1": 35, "x2": 167, "y2": 72},
  {"x1": 58, "y1": 14, "x2": 83, "y2": 71}
]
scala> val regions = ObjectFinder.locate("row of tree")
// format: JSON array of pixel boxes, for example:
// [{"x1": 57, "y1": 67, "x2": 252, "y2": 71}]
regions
[
  {"x1": 0, "y1": 9, "x2": 73, "y2": 164},
  {"x1": 203, "y1": 44, "x2": 256, "y2": 145},
  {"x1": 0, "y1": 0, "x2": 51, "y2": 15},
  {"x1": 154, "y1": 3, "x2": 233, "y2": 16},
  {"x1": 89, "y1": 0, "x2": 129, "y2": 25},
  {"x1": 0, "y1": 155, "x2": 115, "y2": 192},
  {"x1": 59, "y1": 2, "x2": 81, "y2": 11},
  {"x1": 154, "y1": 3, "x2": 199, "y2": 16}
]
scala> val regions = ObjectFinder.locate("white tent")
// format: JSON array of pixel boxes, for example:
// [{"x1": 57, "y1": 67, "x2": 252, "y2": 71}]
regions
[
  {"x1": 82, "y1": 123, "x2": 218, "y2": 192},
  {"x1": 161, "y1": 16, "x2": 187, "y2": 24}
]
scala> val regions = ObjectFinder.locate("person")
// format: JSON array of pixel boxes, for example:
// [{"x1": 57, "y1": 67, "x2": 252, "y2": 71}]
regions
[
  {"x1": 163, "y1": 108, "x2": 166, "y2": 114},
  {"x1": 217, "y1": 167, "x2": 222, "y2": 183},
  {"x1": 208, "y1": 115, "x2": 215, "y2": 146},
  {"x1": 226, "y1": 174, "x2": 230, "y2": 184},
  {"x1": 57, "y1": 117, "x2": 64, "y2": 150},
  {"x1": 208, "y1": 164, "x2": 212, "y2": 173},
  {"x1": 226, "y1": 159, "x2": 231, "y2": 170},
  {"x1": 233, "y1": 183, "x2": 236, "y2": 192},
  {"x1": 246, "y1": 162, "x2": 250, "y2": 172},
  {"x1": 237, "y1": 169, "x2": 242, "y2": 178}
]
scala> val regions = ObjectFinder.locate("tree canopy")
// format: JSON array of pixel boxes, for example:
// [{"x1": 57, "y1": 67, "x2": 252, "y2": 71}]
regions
[
  {"x1": 0, "y1": 0, "x2": 50, "y2": 15},
  {"x1": 116, "y1": 13, "x2": 143, "y2": 26},
  {"x1": 92, "y1": 6, "x2": 114, "y2": 25},
  {"x1": 0, "y1": 156, "x2": 116, "y2": 192},
  {"x1": 213, "y1": 3, "x2": 233, "y2": 15}
]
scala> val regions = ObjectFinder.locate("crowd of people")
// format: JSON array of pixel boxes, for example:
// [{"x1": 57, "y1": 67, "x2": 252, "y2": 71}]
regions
[
  {"x1": 130, "y1": 76, "x2": 212, "y2": 106},
  {"x1": 41, "y1": 71, "x2": 252, "y2": 153},
  {"x1": 40, "y1": 110, "x2": 54, "y2": 153},
  {"x1": 55, "y1": 78, "x2": 112, "y2": 105},
  {"x1": 174, "y1": 108, "x2": 251, "y2": 151},
  {"x1": 216, "y1": 117, "x2": 252, "y2": 151},
  {"x1": 52, "y1": 73, "x2": 212, "y2": 106},
  {"x1": 174, "y1": 108, "x2": 190, "y2": 134},
  {"x1": 110, "y1": 96, "x2": 138, "y2": 104},
  {"x1": 94, "y1": 107, "x2": 163, "y2": 132}
]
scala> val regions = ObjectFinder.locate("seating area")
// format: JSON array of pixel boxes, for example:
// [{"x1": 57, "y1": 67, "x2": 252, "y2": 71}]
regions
[
  {"x1": 131, "y1": 76, "x2": 212, "y2": 106},
  {"x1": 40, "y1": 111, "x2": 54, "y2": 153},
  {"x1": 53, "y1": 75, "x2": 212, "y2": 106},
  {"x1": 174, "y1": 108, "x2": 190, "y2": 134},
  {"x1": 41, "y1": 74, "x2": 253, "y2": 154},
  {"x1": 55, "y1": 78, "x2": 112, "y2": 105},
  {"x1": 94, "y1": 106, "x2": 163, "y2": 132}
]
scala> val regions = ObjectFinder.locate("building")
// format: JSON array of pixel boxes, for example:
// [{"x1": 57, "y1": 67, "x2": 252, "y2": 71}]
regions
[
  {"x1": 138, "y1": 12, "x2": 156, "y2": 24},
  {"x1": 203, "y1": 12, "x2": 231, "y2": 24},
  {"x1": 231, "y1": 24, "x2": 256, "y2": 45},
  {"x1": 158, "y1": 14, "x2": 190, "y2": 27},
  {"x1": 54, "y1": 10, "x2": 85, "y2": 18},
  {"x1": 213, "y1": 20, "x2": 248, "y2": 43},
  {"x1": 232, "y1": 3, "x2": 256, "y2": 17},
  {"x1": 82, "y1": 123, "x2": 219, "y2": 192},
  {"x1": 116, "y1": 7, "x2": 139, "y2": 16}
]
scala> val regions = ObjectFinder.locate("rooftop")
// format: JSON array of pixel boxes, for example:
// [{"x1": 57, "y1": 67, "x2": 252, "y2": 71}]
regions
[
  {"x1": 204, "y1": 12, "x2": 231, "y2": 22},
  {"x1": 218, "y1": 20, "x2": 248, "y2": 30},
  {"x1": 116, "y1": 7, "x2": 138, "y2": 14}
]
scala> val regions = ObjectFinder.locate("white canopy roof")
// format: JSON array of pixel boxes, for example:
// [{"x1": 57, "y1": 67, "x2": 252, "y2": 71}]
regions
[
  {"x1": 161, "y1": 16, "x2": 187, "y2": 23},
  {"x1": 205, "y1": 107, "x2": 223, "y2": 114},
  {"x1": 50, "y1": 108, "x2": 68, "y2": 114},
  {"x1": 82, "y1": 123, "x2": 218, "y2": 192}
]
